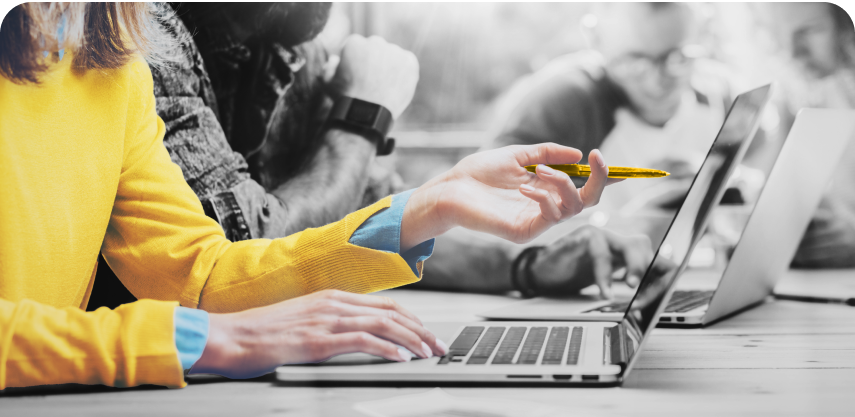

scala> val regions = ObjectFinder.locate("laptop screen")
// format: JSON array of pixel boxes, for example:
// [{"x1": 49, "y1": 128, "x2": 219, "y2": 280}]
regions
[{"x1": 612, "y1": 85, "x2": 772, "y2": 373}]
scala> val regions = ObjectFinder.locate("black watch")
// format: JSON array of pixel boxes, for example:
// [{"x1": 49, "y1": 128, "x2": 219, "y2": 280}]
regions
[{"x1": 327, "y1": 97, "x2": 396, "y2": 156}]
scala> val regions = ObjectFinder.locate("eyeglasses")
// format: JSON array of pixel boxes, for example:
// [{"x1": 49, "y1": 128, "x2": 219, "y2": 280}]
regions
[{"x1": 608, "y1": 44, "x2": 707, "y2": 79}]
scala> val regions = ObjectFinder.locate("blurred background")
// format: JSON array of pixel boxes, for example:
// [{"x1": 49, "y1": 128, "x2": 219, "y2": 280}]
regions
[{"x1": 317, "y1": 2, "x2": 803, "y2": 188}]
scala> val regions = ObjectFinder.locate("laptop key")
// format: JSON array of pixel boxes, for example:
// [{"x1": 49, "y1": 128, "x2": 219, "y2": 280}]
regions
[
  {"x1": 566, "y1": 327, "x2": 583, "y2": 365},
  {"x1": 491, "y1": 327, "x2": 527, "y2": 364},
  {"x1": 541, "y1": 327, "x2": 569, "y2": 365},
  {"x1": 467, "y1": 327, "x2": 505, "y2": 365},
  {"x1": 438, "y1": 326, "x2": 484, "y2": 364},
  {"x1": 517, "y1": 327, "x2": 548, "y2": 365}
]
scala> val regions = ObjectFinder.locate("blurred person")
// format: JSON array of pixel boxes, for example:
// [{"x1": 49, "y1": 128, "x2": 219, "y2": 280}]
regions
[
  {"x1": 0, "y1": 1, "x2": 616, "y2": 389},
  {"x1": 485, "y1": 2, "x2": 742, "y2": 213},
  {"x1": 764, "y1": 2, "x2": 855, "y2": 268},
  {"x1": 414, "y1": 3, "x2": 737, "y2": 299}
]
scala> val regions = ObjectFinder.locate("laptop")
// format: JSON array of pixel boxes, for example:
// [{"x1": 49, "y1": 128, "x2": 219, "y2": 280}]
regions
[
  {"x1": 478, "y1": 85, "x2": 771, "y2": 323},
  {"x1": 774, "y1": 269, "x2": 855, "y2": 306},
  {"x1": 480, "y1": 104, "x2": 855, "y2": 327},
  {"x1": 275, "y1": 85, "x2": 771, "y2": 386}
]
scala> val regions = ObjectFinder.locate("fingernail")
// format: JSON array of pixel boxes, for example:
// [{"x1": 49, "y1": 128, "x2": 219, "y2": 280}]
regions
[
  {"x1": 421, "y1": 341, "x2": 433, "y2": 358},
  {"x1": 520, "y1": 184, "x2": 535, "y2": 192},
  {"x1": 538, "y1": 164, "x2": 555, "y2": 175},
  {"x1": 397, "y1": 347, "x2": 413, "y2": 362},
  {"x1": 593, "y1": 149, "x2": 606, "y2": 167},
  {"x1": 435, "y1": 339, "x2": 449, "y2": 355}
]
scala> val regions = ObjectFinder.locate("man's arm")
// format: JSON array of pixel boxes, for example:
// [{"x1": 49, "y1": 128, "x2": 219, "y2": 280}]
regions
[
  {"x1": 414, "y1": 224, "x2": 652, "y2": 299},
  {"x1": 409, "y1": 228, "x2": 516, "y2": 293},
  {"x1": 241, "y1": 35, "x2": 419, "y2": 237},
  {"x1": 264, "y1": 129, "x2": 376, "y2": 236}
]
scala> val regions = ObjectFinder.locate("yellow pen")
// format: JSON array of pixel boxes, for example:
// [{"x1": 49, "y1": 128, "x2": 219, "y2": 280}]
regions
[{"x1": 524, "y1": 164, "x2": 670, "y2": 179}]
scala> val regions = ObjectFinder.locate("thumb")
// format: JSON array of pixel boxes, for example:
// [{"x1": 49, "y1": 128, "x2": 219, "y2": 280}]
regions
[
  {"x1": 579, "y1": 149, "x2": 609, "y2": 208},
  {"x1": 510, "y1": 143, "x2": 583, "y2": 167}
]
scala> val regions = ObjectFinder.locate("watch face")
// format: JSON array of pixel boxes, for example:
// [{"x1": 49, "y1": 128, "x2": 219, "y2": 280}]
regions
[{"x1": 346, "y1": 99, "x2": 381, "y2": 125}]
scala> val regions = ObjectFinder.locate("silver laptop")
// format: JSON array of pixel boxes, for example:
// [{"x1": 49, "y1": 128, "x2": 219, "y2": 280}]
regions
[
  {"x1": 774, "y1": 269, "x2": 855, "y2": 306},
  {"x1": 481, "y1": 102, "x2": 855, "y2": 327},
  {"x1": 478, "y1": 85, "x2": 772, "y2": 323},
  {"x1": 275, "y1": 85, "x2": 771, "y2": 386}
]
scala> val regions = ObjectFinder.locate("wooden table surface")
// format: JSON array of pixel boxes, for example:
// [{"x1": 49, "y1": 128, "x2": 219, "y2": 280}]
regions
[{"x1": 3, "y1": 282, "x2": 855, "y2": 416}]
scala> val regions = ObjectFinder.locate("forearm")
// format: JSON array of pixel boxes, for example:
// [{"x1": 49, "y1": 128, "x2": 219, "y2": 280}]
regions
[
  {"x1": 270, "y1": 129, "x2": 376, "y2": 235},
  {"x1": 411, "y1": 228, "x2": 518, "y2": 293},
  {"x1": 1, "y1": 298, "x2": 184, "y2": 389}
]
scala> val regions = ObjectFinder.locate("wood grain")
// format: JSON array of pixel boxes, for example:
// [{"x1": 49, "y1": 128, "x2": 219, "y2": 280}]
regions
[{"x1": 3, "y1": 272, "x2": 855, "y2": 416}]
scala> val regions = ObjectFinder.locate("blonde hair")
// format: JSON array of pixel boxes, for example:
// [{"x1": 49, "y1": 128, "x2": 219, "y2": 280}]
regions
[{"x1": 0, "y1": 2, "x2": 174, "y2": 84}]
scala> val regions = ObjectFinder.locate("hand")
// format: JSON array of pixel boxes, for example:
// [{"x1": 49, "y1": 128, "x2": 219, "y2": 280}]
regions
[
  {"x1": 325, "y1": 34, "x2": 419, "y2": 119},
  {"x1": 529, "y1": 226, "x2": 653, "y2": 299},
  {"x1": 191, "y1": 290, "x2": 448, "y2": 379},
  {"x1": 401, "y1": 143, "x2": 621, "y2": 251}
]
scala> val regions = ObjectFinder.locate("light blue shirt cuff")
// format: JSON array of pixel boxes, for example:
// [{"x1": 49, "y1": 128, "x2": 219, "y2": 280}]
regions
[
  {"x1": 174, "y1": 306, "x2": 209, "y2": 371},
  {"x1": 349, "y1": 189, "x2": 435, "y2": 276}
]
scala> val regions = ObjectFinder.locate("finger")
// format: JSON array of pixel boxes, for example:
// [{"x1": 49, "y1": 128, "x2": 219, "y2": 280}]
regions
[
  {"x1": 588, "y1": 230, "x2": 614, "y2": 300},
  {"x1": 332, "y1": 316, "x2": 433, "y2": 359},
  {"x1": 607, "y1": 178, "x2": 625, "y2": 186},
  {"x1": 535, "y1": 164, "x2": 584, "y2": 217},
  {"x1": 610, "y1": 235, "x2": 653, "y2": 289},
  {"x1": 324, "y1": 332, "x2": 411, "y2": 363},
  {"x1": 579, "y1": 149, "x2": 609, "y2": 208},
  {"x1": 520, "y1": 183, "x2": 562, "y2": 223},
  {"x1": 324, "y1": 301, "x2": 445, "y2": 356},
  {"x1": 509, "y1": 143, "x2": 583, "y2": 167}
]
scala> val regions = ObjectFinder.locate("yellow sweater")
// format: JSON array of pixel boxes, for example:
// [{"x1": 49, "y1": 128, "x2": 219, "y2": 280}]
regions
[{"x1": 0, "y1": 55, "x2": 421, "y2": 389}]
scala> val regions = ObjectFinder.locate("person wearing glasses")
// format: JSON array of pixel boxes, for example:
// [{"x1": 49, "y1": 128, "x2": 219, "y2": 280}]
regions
[
  {"x1": 411, "y1": 3, "x2": 736, "y2": 298},
  {"x1": 485, "y1": 2, "x2": 736, "y2": 212}
]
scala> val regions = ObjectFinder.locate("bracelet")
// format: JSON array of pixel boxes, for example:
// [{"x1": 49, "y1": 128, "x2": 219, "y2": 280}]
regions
[{"x1": 510, "y1": 246, "x2": 544, "y2": 298}]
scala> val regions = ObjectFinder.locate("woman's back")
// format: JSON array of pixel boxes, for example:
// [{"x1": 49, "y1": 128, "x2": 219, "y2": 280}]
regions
[{"x1": 0, "y1": 53, "x2": 147, "y2": 308}]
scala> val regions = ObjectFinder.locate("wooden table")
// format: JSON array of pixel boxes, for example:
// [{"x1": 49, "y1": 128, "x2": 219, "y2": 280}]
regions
[{"x1": 3, "y1": 285, "x2": 855, "y2": 416}]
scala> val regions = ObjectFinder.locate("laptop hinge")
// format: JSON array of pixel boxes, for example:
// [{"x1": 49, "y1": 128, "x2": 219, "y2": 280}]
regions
[{"x1": 605, "y1": 323, "x2": 634, "y2": 370}]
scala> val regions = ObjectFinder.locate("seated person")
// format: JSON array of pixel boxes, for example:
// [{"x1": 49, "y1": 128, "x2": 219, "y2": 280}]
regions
[
  {"x1": 764, "y1": 2, "x2": 855, "y2": 268},
  {"x1": 0, "y1": 2, "x2": 616, "y2": 389},
  {"x1": 445, "y1": 2, "x2": 736, "y2": 294},
  {"x1": 88, "y1": 3, "x2": 389, "y2": 308},
  {"x1": 82, "y1": 2, "x2": 652, "y2": 305},
  {"x1": 485, "y1": 2, "x2": 738, "y2": 214}
]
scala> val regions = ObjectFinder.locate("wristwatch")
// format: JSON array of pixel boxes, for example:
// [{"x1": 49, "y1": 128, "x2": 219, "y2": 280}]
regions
[{"x1": 327, "y1": 96, "x2": 396, "y2": 156}]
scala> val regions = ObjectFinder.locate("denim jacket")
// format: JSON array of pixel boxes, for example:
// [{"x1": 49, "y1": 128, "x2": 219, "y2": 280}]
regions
[{"x1": 151, "y1": 7, "x2": 318, "y2": 241}]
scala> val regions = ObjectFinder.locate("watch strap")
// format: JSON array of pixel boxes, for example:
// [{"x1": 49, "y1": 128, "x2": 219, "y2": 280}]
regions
[{"x1": 327, "y1": 97, "x2": 396, "y2": 156}]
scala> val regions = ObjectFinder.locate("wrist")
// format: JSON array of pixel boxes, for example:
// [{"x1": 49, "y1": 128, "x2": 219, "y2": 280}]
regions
[
  {"x1": 511, "y1": 246, "x2": 544, "y2": 298},
  {"x1": 189, "y1": 313, "x2": 239, "y2": 376},
  {"x1": 400, "y1": 177, "x2": 455, "y2": 252},
  {"x1": 326, "y1": 97, "x2": 396, "y2": 156}
]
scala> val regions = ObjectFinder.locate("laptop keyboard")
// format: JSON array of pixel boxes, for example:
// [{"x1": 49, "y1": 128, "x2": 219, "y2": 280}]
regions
[
  {"x1": 588, "y1": 290, "x2": 714, "y2": 314},
  {"x1": 439, "y1": 326, "x2": 584, "y2": 365}
]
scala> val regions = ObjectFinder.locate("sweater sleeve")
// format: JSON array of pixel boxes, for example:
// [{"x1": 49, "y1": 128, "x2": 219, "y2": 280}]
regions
[
  {"x1": 101, "y1": 60, "x2": 422, "y2": 315},
  {"x1": 0, "y1": 298, "x2": 184, "y2": 389}
]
